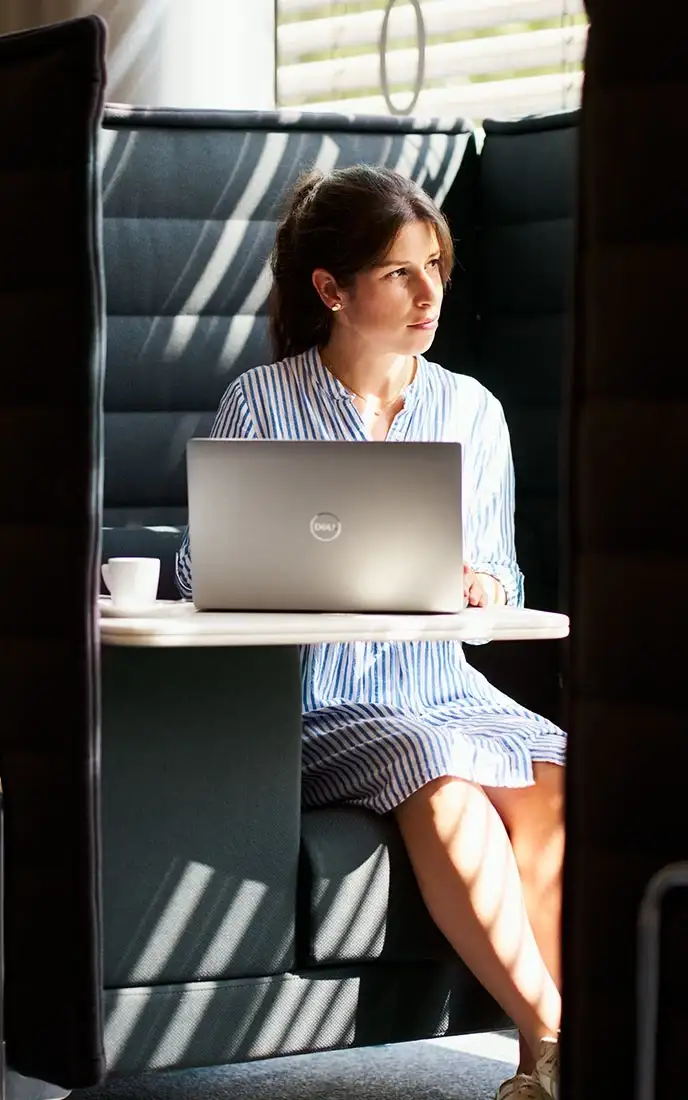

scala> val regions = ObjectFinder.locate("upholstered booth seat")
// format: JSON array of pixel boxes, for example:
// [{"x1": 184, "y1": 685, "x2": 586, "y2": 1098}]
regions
[
  {"x1": 95, "y1": 105, "x2": 578, "y2": 1076},
  {"x1": 299, "y1": 808, "x2": 450, "y2": 966}
]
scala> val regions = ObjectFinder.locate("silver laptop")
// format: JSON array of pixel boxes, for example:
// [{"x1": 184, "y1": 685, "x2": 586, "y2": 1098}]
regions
[{"x1": 186, "y1": 439, "x2": 465, "y2": 613}]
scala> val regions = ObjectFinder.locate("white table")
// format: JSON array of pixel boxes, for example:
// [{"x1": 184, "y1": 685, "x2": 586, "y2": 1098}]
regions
[{"x1": 99, "y1": 600, "x2": 569, "y2": 647}]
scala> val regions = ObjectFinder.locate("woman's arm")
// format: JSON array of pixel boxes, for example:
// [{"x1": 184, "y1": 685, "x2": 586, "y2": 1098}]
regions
[
  {"x1": 175, "y1": 379, "x2": 258, "y2": 598},
  {"x1": 463, "y1": 389, "x2": 524, "y2": 608}
]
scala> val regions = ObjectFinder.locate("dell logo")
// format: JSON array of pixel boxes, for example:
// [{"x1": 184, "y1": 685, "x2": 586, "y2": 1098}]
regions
[{"x1": 310, "y1": 513, "x2": 342, "y2": 541}]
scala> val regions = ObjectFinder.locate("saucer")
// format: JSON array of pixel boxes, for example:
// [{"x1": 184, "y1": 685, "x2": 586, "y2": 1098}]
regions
[{"x1": 99, "y1": 596, "x2": 192, "y2": 618}]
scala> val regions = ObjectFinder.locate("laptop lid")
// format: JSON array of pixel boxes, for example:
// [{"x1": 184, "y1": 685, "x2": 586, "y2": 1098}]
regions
[{"x1": 186, "y1": 439, "x2": 464, "y2": 613}]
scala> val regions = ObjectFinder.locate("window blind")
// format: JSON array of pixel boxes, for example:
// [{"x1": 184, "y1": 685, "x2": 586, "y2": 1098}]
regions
[{"x1": 277, "y1": 0, "x2": 586, "y2": 120}]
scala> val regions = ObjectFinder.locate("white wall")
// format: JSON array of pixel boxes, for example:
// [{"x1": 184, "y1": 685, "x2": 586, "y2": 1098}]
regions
[{"x1": 0, "y1": 0, "x2": 276, "y2": 109}]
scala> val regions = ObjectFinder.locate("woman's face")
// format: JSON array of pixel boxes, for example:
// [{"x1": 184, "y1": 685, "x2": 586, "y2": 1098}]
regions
[{"x1": 324, "y1": 218, "x2": 444, "y2": 356}]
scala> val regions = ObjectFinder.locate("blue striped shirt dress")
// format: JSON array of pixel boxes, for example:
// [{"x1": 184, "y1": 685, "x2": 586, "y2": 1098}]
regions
[{"x1": 176, "y1": 348, "x2": 566, "y2": 814}]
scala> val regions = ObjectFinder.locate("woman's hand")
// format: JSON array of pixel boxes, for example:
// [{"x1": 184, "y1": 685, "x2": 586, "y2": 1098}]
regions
[
  {"x1": 463, "y1": 564, "x2": 488, "y2": 607},
  {"x1": 463, "y1": 565, "x2": 506, "y2": 607}
]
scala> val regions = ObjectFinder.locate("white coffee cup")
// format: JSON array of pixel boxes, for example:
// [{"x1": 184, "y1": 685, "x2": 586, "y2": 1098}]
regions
[{"x1": 101, "y1": 557, "x2": 161, "y2": 610}]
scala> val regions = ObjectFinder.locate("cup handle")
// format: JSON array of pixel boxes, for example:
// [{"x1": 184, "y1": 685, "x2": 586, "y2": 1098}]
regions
[{"x1": 101, "y1": 562, "x2": 111, "y2": 592}]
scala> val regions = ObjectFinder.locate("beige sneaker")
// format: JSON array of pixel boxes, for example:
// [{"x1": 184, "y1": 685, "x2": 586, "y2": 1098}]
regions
[
  {"x1": 533, "y1": 1036, "x2": 559, "y2": 1099},
  {"x1": 495, "y1": 1074, "x2": 548, "y2": 1100}
]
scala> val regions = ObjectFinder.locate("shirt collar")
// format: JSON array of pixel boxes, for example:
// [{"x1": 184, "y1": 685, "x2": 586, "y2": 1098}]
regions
[{"x1": 304, "y1": 345, "x2": 424, "y2": 409}]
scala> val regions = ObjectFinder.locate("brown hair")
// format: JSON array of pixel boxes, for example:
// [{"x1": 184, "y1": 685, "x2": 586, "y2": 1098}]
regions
[{"x1": 269, "y1": 164, "x2": 455, "y2": 361}]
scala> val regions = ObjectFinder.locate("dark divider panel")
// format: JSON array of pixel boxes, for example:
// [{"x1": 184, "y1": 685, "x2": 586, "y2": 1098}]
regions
[
  {"x1": 562, "y1": 3, "x2": 688, "y2": 1097},
  {"x1": 0, "y1": 15, "x2": 107, "y2": 1088}
]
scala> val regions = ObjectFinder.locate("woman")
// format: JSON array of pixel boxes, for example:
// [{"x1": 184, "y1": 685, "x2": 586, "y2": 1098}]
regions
[{"x1": 177, "y1": 165, "x2": 565, "y2": 1100}]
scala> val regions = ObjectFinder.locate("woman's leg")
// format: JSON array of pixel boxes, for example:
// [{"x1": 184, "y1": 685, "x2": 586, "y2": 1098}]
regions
[
  {"x1": 394, "y1": 775, "x2": 561, "y2": 1062},
  {"x1": 483, "y1": 762, "x2": 565, "y2": 1074}
]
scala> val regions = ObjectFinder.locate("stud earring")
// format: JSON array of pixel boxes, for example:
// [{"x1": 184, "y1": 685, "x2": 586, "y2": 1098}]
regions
[{"x1": 331, "y1": 303, "x2": 342, "y2": 312}]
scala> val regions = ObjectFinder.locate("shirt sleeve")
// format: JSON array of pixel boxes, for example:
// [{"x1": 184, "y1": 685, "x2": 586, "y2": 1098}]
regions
[
  {"x1": 175, "y1": 379, "x2": 257, "y2": 598},
  {"x1": 462, "y1": 388, "x2": 524, "y2": 608}
]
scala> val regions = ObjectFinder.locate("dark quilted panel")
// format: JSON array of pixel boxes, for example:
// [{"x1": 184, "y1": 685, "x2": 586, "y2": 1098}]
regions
[
  {"x1": 562, "y1": 4, "x2": 688, "y2": 1097},
  {"x1": 101, "y1": 109, "x2": 477, "y2": 594},
  {"x1": 476, "y1": 111, "x2": 579, "y2": 608},
  {"x1": 464, "y1": 112, "x2": 579, "y2": 726},
  {"x1": 104, "y1": 314, "x2": 272, "y2": 410},
  {"x1": 299, "y1": 808, "x2": 450, "y2": 965},
  {"x1": 480, "y1": 220, "x2": 574, "y2": 315},
  {"x1": 479, "y1": 315, "x2": 568, "y2": 407},
  {"x1": 104, "y1": 411, "x2": 215, "y2": 506},
  {"x1": 0, "y1": 15, "x2": 107, "y2": 1089},
  {"x1": 101, "y1": 646, "x2": 303, "y2": 985},
  {"x1": 415, "y1": 130, "x2": 481, "y2": 378},
  {"x1": 479, "y1": 116, "x2": 578, "y2": 222},
  {"x1": 103, "y1": 960, "x2": 506, "y2": 1074},
  {"x1": 102, "y1": 217, "x2": 277, "y2": 317}
]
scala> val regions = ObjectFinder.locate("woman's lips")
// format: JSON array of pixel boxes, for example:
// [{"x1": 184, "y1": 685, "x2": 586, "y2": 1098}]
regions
[{"x1": 409, "y1": 318, "x2": 438, "y2": 330}]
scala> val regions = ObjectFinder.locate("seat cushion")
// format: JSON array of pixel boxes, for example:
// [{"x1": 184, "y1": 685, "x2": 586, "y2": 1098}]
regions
[{"x1": 298, "y1": 807, "x2": 451, "y2": 966}]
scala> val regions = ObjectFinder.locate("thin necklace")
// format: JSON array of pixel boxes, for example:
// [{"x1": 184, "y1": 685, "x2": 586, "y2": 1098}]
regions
[{"x1": 323, "y1": 357, "x2": 415, "y2": 416}]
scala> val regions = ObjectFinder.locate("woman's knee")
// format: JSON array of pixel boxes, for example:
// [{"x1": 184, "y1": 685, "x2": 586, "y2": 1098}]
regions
[
  {"x1": 512, "y1": 764, "x2": 565, "y2": 882},
  {"x1": 394, "y1": 774, "x2": 484, "y2": 828},
  {"x1": 532, "y1": 762, "x2": 566, "y2": 831},
  {"x1": 535, "y1": 756, "x2": 565, "y2": 789},
  {"x1": 394, "y1": 775, "x2": 497, "y2": 873}
]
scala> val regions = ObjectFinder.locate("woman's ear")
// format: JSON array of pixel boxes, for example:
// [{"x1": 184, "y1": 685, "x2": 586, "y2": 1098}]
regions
[{"x1": 312, "y1": 268, "x2": 343, "y2": 312}]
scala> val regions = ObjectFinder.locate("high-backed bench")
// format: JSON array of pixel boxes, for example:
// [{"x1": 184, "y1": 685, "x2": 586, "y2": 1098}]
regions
[{"x1": 95, "y1": 105, "x2": 578, "y2": 1079}]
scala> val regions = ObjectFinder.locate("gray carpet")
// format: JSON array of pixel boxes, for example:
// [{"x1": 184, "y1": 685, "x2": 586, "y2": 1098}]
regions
[{"x1": 73, "y1": 1031, "x2": 519, "y2": 1100}]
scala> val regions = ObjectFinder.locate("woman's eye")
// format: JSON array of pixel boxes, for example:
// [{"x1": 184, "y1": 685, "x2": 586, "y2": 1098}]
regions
[
  {"x1": 389, "y1": 268, "x2": 407, "y2": 279},
  {"x1": 427, "y1": 257, "x2": 441, "y2": 269}
]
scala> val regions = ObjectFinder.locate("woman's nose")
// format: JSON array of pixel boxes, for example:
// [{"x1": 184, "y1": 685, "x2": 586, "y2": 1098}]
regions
[{"x1": 415, "y1": 270, "x2": 438, "y2": 305}]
